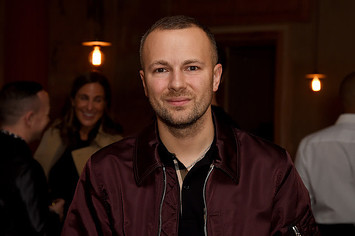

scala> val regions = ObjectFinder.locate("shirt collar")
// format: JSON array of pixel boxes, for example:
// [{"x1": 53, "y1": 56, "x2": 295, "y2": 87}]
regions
[
  {"x1": 158, "y1": 138, "x2": 216, "y2": 170},
  {"x1": 134, "y1": 111, "x2": 240, "y2": 185}
]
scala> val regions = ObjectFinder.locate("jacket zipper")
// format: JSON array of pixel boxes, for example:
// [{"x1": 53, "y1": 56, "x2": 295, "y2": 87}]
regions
[
  {"x1": 158, "y1": 166, "x2": 167, "y2": 236},
  {"x1": 291, "y1": 225, "x2": 301, "y2": 236},
  {"x1": 203, "y1": 164, "x2": 214, "y2": 236}
]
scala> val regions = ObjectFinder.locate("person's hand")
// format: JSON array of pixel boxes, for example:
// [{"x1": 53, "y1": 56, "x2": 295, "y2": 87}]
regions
[{"x1": 49, "y1": 198, "x2": 65, "y2": 221}]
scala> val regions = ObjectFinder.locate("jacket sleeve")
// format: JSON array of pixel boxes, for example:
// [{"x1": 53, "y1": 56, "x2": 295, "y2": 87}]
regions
[
  {"x1": 270, "y1": 152, "x2": 319, "y2": 236},
  {"x1": 61, "y1": 158, "x2": 114, "y2": 236},
  {"x1": 17, "y1": 160, "x2": 61, "y2": 235}
]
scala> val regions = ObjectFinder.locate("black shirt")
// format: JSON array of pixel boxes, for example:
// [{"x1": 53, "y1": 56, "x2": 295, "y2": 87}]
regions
[{"x1": 159, "y1": 142, "x2": 216, "y2": 236}]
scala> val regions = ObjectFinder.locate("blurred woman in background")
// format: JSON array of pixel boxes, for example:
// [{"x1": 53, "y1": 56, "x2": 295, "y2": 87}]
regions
[{"x1": 35, "y1": 71, "x2": 123, "y2": 216}]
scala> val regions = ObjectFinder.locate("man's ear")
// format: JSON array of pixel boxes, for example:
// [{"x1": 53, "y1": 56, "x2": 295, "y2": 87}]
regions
[
  {"x1": 213, "y1": 63, "x2": 222, "y2": 92},
  {"x1": 139, "y1": 70, "x2": 148, "y2": 97},
  {"x1": 23, "y1": 110, "x2": 35, "y2": 127}
]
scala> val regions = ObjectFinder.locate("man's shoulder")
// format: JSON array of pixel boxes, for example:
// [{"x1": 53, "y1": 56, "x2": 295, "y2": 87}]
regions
[
  {"x1": 299, "y1": 124, "x2": 340, "y2": 145},
  {"x1": 1, "y1": 142, "x2": 43, "y2": 180},
  {"x1": 224, "y1": 128, "x2": 293, "y2": 185},
  {"x1": 1, "y1": 135, "x2": 31, "y2": 160},
  {"x1": 216, "y1": 118, "x2": 284, "y2": 154},
  {"x1": 234, "y1": 128, "x2": 286, "y2": 154},
  {"x1": 229, "y1": 128, "x2": 289, "y2": 167}
]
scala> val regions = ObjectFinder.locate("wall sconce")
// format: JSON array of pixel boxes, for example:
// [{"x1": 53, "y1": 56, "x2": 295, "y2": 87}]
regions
[
  {"x1": 82, "y1": 41, "x2": 111, "y2": 67},
  {"x1": 306, "y1": 73, "x2": 325, "y2": 92},
  {"x1": 306, "y1": 0, "x2": 325, "y2": 92}
]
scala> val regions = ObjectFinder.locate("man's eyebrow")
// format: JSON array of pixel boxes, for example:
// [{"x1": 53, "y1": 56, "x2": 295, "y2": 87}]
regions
[
  {"x1": 148, "y1": 60, "x2": 169, "y2": 70},
  {"x1": 183, "y1": 59, "x2": 205, "y2": 66},
  {"x1": 147, "y1": 59, "x2": 205, "y2": 70}
]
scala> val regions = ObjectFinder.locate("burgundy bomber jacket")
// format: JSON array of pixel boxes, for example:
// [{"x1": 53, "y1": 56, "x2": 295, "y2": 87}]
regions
[{"x1": 62, "y1": 113, "x2": 319, "y2": 236}]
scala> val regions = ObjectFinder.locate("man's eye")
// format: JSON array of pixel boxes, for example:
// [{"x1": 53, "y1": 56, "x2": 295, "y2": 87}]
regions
[
  {"x1": 187, "y1": 66, "x2": 198, "y2": 71},
  {"x1": 155, "y1": 68, "x2": 166, "y2": 73}
]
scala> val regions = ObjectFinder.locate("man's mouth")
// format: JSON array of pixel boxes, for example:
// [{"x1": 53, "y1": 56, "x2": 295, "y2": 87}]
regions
[{"x1": 166, "y1": 97, "x2": 190, "y2": 106}]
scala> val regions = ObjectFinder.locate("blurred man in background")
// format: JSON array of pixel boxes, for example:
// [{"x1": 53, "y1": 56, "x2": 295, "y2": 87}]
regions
[
  {"x1": 296, "y1": 72, "x2": 355, "y2": 236},
  {"x1": 0, "y1": 81, "x2": 64, "y2": 236}
]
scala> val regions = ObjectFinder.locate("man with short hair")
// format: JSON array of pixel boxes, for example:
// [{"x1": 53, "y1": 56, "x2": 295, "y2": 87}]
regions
[
  {"x1": 62, "y1": 15, "x2": 318, "y2": 235},
  {"x1": 295, "y1": 72, "x2": 355, "y2": 236},
  {"x1": 0, "y1": 81, "x2": 64, "y2": 236}
]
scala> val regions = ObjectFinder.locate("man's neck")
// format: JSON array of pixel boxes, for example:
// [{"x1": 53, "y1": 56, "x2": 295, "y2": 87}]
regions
[{"x1": 158, "y1": 109, "x2": 214, "y2": 167}]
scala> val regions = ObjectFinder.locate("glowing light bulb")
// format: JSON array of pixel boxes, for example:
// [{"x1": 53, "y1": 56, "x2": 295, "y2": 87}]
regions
[
  {"x1": 311, "y1": 76, "x2": 321, "y2": 92},
  {"x1": 91, "y1": 46, "x2": 102, "y2": 66},
  {"x1": 83, "y1": 41, "x2": 111, "y2": 67}
]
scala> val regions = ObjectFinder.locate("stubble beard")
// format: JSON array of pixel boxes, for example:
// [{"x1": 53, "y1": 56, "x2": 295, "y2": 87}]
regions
[{"x1": 150, "y1": 91, "x2": 212, "y2": 130}]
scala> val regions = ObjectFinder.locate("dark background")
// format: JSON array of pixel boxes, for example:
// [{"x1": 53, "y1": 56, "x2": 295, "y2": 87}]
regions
[{"x1": 2, "y1": 0, "x2": 354, "y2": 157}]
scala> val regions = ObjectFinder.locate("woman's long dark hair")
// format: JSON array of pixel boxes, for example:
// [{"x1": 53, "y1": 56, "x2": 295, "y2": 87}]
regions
[{"x1": 55, "y1": 72, "x2": 122, "y2": 145}]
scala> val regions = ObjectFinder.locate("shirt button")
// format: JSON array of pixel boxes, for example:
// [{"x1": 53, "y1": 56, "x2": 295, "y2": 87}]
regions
[{"x1": 183, "y1": 185, "x2": 190, "y2": 190}]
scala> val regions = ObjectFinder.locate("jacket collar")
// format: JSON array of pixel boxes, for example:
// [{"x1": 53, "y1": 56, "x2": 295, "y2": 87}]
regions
[
  {"x1": 213, "y1": 112, "x2": 240, "y2": 184},
  {"x1": 134, "y1": 123, "x2": 161, "y2": 186},
  {"x1": 134, "y1": 111, "x2": 240, "y2": 185}
]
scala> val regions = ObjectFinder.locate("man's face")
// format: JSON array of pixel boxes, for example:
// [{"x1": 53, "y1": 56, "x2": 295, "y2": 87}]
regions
[
  {"x1": 140, "y1": 27, "x2": 222, "y2": 128},
  {"x1": 31, "y1": 90, "x2": 50, "y2": 141}
]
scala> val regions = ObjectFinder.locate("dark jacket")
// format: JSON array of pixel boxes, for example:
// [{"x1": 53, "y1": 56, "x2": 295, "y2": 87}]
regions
[
  {"x1": 62, "y1": 114, "x2": 318, "y2": 236},
  {"x1": 0, "y1": 132, "x2": 60, "y2": 236}
]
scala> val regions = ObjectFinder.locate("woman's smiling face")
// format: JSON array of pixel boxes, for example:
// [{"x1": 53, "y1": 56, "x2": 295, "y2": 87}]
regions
[{"x1": 72, "y1": 82, "x2": 106, "y2": 131}]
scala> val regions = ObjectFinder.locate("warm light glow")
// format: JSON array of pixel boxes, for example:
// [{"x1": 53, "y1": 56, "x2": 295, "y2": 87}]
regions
[
  {"x1": 306, "y1": 73, "x2": 325, "y2": 92},
  {"x1": 83, "y1": 41, "x2": 111, "y2": 67},
  {"x1": 311, "y1": 76, "x2": 321, "y2": 92},
  {"x1": 91, "y1": 46, "x2": 102, "y2": 66}
]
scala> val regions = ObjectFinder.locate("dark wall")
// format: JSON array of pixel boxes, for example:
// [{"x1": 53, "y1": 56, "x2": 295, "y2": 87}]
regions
[
  {"x1": 4, "y1": 0, "x2": 49, "y2": 88},
  {"x1": 5, "y1": 0, "x2": 355, "y2": 157}
]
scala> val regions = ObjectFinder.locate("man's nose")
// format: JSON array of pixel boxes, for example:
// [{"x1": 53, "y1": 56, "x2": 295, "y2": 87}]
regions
[{"x1": 168, "y1": 70, "x2": 186, "y2": 91}]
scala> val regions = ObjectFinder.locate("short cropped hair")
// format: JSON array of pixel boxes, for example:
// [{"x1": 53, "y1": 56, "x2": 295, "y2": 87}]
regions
[
  {"x1": 0, "y1": 81, "x2": 43, "y2": 126},
  {"x1": 139, "y1": 15, "x2": 218, "y2": 68},
  {"x1": 339, "y1": 72, "x2": 355, "y2": 111}
]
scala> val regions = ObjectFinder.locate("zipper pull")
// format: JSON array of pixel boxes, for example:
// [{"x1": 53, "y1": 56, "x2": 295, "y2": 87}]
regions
[{"x1": 291, "y1": 225, "x2": 301, "y2": 236}]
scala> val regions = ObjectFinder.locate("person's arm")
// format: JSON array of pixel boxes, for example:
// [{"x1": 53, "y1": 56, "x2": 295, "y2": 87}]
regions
[
  {"x1": 17, "y1": 161, "x2": 61, "y2": 235},
  {"x1": 270, "y1": 152, "x2": 319, "y2": 236},
  {"x1": 61, "y1": 158, "x2": 114, "y2": 236}
]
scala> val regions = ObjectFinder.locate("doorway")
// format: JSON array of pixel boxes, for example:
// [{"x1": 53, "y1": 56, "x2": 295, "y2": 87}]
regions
[{"x1": 216, "y1": 32, "x2": 278, "y2": 142}]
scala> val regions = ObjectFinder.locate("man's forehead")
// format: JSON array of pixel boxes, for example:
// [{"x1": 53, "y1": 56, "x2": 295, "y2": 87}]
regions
[
  {"x1": 146, "y1": 26, "x2": 207, "y2": 42},
  {"x1": 143, "y1": 27, "x2": 212, "y2": 56}
]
